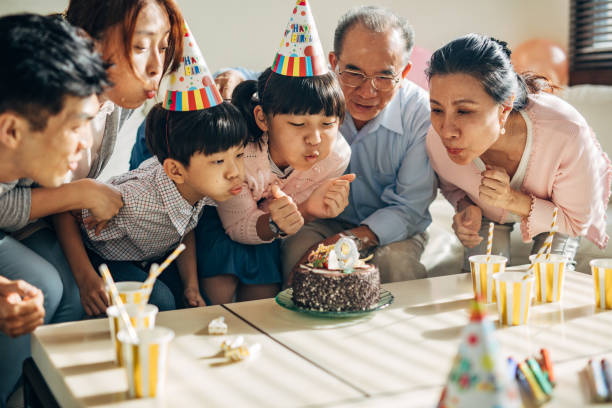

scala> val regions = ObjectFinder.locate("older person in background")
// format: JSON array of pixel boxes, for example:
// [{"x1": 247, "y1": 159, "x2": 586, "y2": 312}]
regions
[
  {"x1": 0, "y1": 13, "x2": 108, "y2": 406},
  {"x1": 425, "y1": 34, "x2": 611, "y2": 269}
]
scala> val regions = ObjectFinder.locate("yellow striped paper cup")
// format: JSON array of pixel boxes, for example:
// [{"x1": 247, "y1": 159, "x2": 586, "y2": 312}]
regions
[
  {"x1": 107, "y1": 304, "x2": 158, "y2": 366},
  {"x1": 468, "y1": 255, "x2": 507, "y2": 303},
  {"x1": 117, "y1": 327, "x2": 174, "y2": 398},
  {"x1": 590, "y1": 259, "x2": 612, "y2": 310},
  {"x1": 530, "y1": 254, "x2": 568, "y2": 303},
  {"x1": 107, "y1": 281, "x2": 149, "y2": 306},
  {"x1": 493, "y1": 271, "x2": 534, "y2": 326}
]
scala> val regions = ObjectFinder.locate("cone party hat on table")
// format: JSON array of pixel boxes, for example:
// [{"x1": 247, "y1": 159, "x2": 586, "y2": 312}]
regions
[
  {"x1": 162, "y1": 20, "x2": 222, "y2": 111},
  {"x1": 271, "y1": 0, "x2": 328, "y2": 77},
  {"x1": 438, "y1": 300, "x2": 521, "y2": 408}
]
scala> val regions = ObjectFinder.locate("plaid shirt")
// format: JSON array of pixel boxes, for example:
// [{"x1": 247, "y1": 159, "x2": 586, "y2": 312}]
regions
[{"x1": 81, "y1": 157, "x2": 212, "y2": 261}]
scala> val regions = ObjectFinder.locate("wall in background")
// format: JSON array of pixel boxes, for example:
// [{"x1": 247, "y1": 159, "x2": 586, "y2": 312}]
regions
[{"x1": 2, "y1": 0, "x2": 569, "y2": 73}]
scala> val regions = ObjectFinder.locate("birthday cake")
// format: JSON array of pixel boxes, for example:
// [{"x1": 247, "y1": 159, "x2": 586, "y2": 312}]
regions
[{"x1": 292, "y1": 238, "x2": 380, "y2": 311}]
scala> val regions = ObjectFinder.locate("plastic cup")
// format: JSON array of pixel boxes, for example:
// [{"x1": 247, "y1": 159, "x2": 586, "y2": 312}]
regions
[
  {"x1": 590, "y1": 259, "x2": 612, "y2": 309},
  {"x1": 529, "y1": 254, "x2": 568, "y2": 303},
  {"x1": 469, "y1": 255, "x2": 507, "y2": 303},
  {"x1": 493, "y1": 271, "x2": 534, "y2": 326},
  {"x1": 107, "y1": 281, "x2": 149, "y2": 306},
  {"x1": 117, "y1": 327, "x2": 174, "y2": 398},
  {"x1": 107, "y1": 304, "x2": 158, "y2": 366}
]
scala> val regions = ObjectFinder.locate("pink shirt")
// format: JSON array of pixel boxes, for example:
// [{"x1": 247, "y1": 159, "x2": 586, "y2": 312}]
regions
[
  {"x1": 217, "y1": 133, "x2": 351, "y2": 244},
  {"x1": 426, "y1": 93, "x2": 611, "y2": 249}
]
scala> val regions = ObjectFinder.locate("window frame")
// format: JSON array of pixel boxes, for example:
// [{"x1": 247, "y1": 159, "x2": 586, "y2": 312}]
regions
[{"x1": 569, "y1": 0, "x2": 612, "y2": 85}]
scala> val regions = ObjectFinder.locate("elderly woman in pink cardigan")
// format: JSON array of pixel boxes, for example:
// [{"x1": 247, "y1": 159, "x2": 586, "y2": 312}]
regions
[{"x1": 425, "y1": 34, "x2": 611, "y2": 270}]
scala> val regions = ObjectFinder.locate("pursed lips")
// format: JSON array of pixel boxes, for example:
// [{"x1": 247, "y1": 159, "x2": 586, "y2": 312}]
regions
[
  {"x1": 304, "y1": 151, "x2": 319, "y2": 160},
  {"x1": 445, "y1": 146, "x2": 465, "y2": 155},
  {"x1": 68, "y1": 152, "x2": 83, "y2": 169},
  {"x1": 351, "y1": 99, "x2": 377, "y2": 108},
  {"x1": 229, "y1": 184, "x2": 243, "y2": 195}
]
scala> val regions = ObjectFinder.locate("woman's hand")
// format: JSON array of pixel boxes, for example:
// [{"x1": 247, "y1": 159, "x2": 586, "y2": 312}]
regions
[
  {"x1": 268, "y1": 185, "x2": 304, "y2": 236},
  {"x1": 75, "y1": 270, "x2": 108, "y2": 316},
  {"x1": 452, "y1": 205, "x2": 483, "y2": 248},
  {"x1": 301, "y1": 174, "x2": 356, "y2": 220},
  {"x1": 81, "y1": 179, "x2": 124, "y2": 235},
  {"x1": 183, "y1": 287, "x2": 206, "y2": 307},
  {"x1": 479, "y1": 165, "x2": 532, "y2": 217},
  {"x1": 479, "y1": 165, "x2": 515, "y2": 209},
  {"x1": 0, "y1": 278, "x2": 45, "y2": 338}
]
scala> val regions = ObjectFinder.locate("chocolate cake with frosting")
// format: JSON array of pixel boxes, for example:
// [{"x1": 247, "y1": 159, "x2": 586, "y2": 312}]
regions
[{"x1": 292, "y1": 239, "x2": 380, "y2": 311}]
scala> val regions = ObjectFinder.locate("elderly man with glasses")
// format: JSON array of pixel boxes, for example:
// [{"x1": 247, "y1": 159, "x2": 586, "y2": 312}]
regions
[{"x1": 279, "y1": 6, "x2": 436, "y2": 285}]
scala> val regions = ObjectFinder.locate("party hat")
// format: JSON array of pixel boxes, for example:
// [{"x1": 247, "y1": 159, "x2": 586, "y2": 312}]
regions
[
  {"x1": 162, "y1": 21, "x2": 222, "y2": 111},
  {"x1": 437, "y1": 301, "x2": 521, "y2": 408},
  {"x1": 271, "y1": 0, "x2": 327, "y2": 77}
]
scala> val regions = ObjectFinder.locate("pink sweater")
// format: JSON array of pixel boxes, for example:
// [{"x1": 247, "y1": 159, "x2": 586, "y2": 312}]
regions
[
  {"x1": 217, "y1": 133, "x2": 351, "y2": 244},
  {"x1": 426, "y1": 93, "x2": 611, "y2": 249}
]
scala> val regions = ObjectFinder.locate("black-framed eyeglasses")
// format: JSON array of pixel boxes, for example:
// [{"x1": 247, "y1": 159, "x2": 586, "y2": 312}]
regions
[{"x1": 335, "y1": 65, "x2": 401, "y2": 91}]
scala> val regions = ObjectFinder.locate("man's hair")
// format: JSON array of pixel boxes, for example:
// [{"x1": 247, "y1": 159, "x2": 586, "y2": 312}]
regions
[
  {"x1": 333, "y1": 6, "x2": 415, "y2": 65},
  {"x1": 145, "y1": 102, "x2": 249, "y2": 166},
  {"x1": 0, "y1": 13, "x2": 109, "y2": 130}
]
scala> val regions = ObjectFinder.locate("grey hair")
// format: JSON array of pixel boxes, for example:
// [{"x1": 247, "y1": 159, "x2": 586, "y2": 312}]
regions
[{"x1": 333, "y1": 6, "x2": 415, "y2": 65}]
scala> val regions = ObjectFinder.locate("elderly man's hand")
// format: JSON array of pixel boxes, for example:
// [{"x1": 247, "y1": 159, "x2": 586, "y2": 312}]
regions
[
  {"x1": 214, "y1": 70, "x2": 246, "y2": 100},
  {"x1": 452, "y1": 205, "x2": 483, "y2": 248},
  {"x1": 0, "y1": 277, "x2": 45, "y2": 338},
  {"x1": 301, "y1": 174, "x2": 356, "y2": 220}
]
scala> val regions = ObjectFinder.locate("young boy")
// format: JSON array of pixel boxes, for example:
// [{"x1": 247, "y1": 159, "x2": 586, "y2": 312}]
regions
[{"x1": 80, "y1": 102, "x2": 248, "y2": 309}]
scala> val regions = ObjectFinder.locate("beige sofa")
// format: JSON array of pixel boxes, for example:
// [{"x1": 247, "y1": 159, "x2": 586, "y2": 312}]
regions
[{"x1": 422, "y1": 85, "x2": 612, "y2": 276}]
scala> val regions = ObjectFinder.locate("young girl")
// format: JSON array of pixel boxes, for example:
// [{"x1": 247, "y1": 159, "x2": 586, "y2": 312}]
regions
[{"x1": 195, "y1": 68, "x2": 354, "y2": 304}]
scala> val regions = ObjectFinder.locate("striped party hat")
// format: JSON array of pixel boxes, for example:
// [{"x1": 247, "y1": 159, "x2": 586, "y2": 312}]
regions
[
  {"x1": 162, "y1": 21, "x2": 222, "y2": 111},
  {"x1": 271, "y1": 0, "x2": 327, "y2": 77}
]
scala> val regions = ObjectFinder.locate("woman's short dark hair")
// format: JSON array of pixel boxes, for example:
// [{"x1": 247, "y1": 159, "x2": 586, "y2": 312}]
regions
[
  {"x1": 145, "y1": 102, "x2": 248, "y2": 166},
  {"x1": 426, "y1": 33, "x2": 556, "y2": 111},
  {"x1": 0, "y1": 13, "x2": 109, "y2": 130},
  {"x1": 65, "y1": 0, "x2": 183, "y2": 77},
  {"x1": 231, "y1": 68, "x2": 345, "y2": 144}
]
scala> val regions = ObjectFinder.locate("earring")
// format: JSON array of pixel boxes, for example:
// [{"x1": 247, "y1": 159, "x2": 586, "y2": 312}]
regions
[{"x1": 500, "y1": 127, "x2": 506, "y2": 135}]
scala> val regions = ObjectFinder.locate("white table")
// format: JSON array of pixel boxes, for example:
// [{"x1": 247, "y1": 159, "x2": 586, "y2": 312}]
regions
[
  {"x1": 30, "y1": 271, "x2": 612, "y2": 407},
  {"x1": 31, "y1": 306, "x2": 362, "y2": 407}
]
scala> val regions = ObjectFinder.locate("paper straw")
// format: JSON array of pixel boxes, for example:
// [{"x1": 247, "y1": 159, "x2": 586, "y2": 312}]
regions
[
  {"x1": 485, "y1": 222, "x2": 494, "y2": 262},
  {"x1": 524, "y1": 207, "x2": 558, "y2": 279},
  {"x1": 142, "y1": 263, "x2": 159, "y2": 291},
  {"x1": 99, "y1": 264, "x2": 139, "y2": 342},
  {"x1": 544, "y1": 207, "x2": 558, "y2": 260},
  {"x1": 142, "y1": 243, "x2": 186, "y2": 290},
  {"x1": 141, "y1": 264, "x2": 158, "y2": 304}
]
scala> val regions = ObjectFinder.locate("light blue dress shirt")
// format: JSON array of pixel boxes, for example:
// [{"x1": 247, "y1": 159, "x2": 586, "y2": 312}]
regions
[{"x1": 338, "y1": 81, "x2": 436, "y2": 246}]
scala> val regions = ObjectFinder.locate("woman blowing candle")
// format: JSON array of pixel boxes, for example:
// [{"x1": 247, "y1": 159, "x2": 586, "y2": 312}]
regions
[{"x1": 425, "y1": 34, "x2": 611, "y2": 270}]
